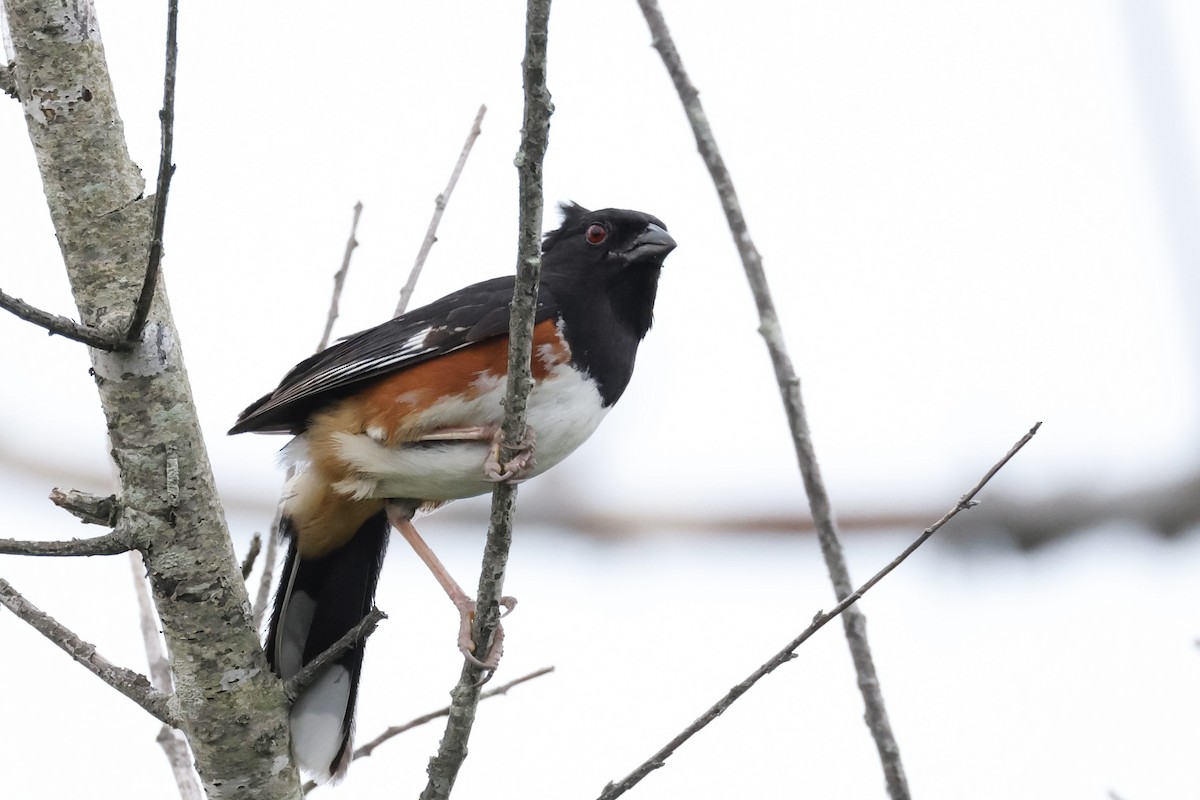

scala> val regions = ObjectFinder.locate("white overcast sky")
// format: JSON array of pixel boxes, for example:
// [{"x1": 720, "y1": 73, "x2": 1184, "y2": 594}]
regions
[{"x1": 1, "y1": 2, "x2": 1199, "y2": 799}]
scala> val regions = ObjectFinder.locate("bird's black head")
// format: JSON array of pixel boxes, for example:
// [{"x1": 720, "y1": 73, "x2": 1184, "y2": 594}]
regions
[
  {"x1": 542, "y1": 202, "x2": 675, "y2": 273},
  {"x1": 541, "y1": 202, "x2": 675, "y2": 342}
]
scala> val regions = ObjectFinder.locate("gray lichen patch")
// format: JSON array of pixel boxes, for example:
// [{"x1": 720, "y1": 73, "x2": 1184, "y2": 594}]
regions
[{"x1": 22, "y1": 82, "x2": 93, "y2": 125}]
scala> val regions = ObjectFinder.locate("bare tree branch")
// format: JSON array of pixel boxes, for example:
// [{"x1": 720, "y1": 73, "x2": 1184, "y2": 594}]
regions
[
  {"x1": 598, "y1": 423, "x2": 1041, "y2": 799},
  {"x1": 129, "y1": 552, "x2": 172, "y2": 692},
  {"x1": 420, "y1": 5, "x2": 552, "y2": 799},
  {"x1": 0, "y1": 287, "x2": 123, "y2": 348},
  {"x1": 254, "y1": 197, "x2": 370, "y2": 631},
  {"x1": 395, "y1": 103, "x2": 488, "y2": 318},
  {"x1": 0, "y1": 576, "x2": 174, "y2": 725},
  {"x1": 252, "y1": 506, "x2": 282, "y2": 630},
  {"x1": 316, "y1": 201, "x2": 363, "y2": 352},
  {"x1": 283, "y1": 606, "x2": 386, "y2": 701},
  {"x1": 123, "y1": 0, "x2": 178, "y2": 346},
  {"x1": 5, "y1": 1, "x2": 297, "y2": 790},
  {"x1": 302, "y1": 666, "x2": 555, "y2": 794},
  {"x1": 0, "y1": 527, "x2": 135, "y2": 556},
  {"x1": 128, "y1": 550, "x2": 202, "y2": 800},
  {"x1": 635, "y1": 2, "x2": 911, "y2": 797},
  {"x1": 49, "y1": 488, "x2": 120, "y2": 526},
  {"x1": 0, "y1": 0, "x2": 176, "y2": 352},
  {"x1": 240, "y1": 532, "x2": 262, "y2": 580},
  {"x1": 248, "y1": 198, "x2": 366, "y2": 634},
  {"x1": 157, "y1": 725, "x2": 203, "y2": 800}
]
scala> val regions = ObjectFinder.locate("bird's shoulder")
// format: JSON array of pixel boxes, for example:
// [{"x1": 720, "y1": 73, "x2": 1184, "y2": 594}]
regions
[{"x1": 230, "y1": 276, "x2": 564, "y2": 434}]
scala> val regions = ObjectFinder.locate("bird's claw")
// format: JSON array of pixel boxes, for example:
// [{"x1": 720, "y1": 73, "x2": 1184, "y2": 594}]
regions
[
  {"x1": 484, "y1": 426, "x2": 537, "y2": 483},
  {"x1": 456, "y1": 595, "x2": 517, "y2": 680}
]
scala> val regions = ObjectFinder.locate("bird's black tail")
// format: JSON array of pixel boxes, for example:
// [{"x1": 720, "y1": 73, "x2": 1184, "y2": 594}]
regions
[{"x1": 265, "y1": 510, "x2": 390, "y2": 782}]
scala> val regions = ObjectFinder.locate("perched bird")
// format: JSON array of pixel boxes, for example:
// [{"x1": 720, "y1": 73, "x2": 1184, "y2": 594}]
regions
[{"x1": 229, "y1": 203, "x2": 675, "y2": 781}]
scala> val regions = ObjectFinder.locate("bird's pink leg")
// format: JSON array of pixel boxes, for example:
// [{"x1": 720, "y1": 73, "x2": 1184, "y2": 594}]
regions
[{"x1": 387, "y1": 505, "x2": 515, "y2": 672}]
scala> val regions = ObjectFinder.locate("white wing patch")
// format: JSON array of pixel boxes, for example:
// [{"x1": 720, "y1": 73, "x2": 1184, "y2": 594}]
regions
[{"x1": 284, "y1": 326, "x2": 437, "y2": 401}]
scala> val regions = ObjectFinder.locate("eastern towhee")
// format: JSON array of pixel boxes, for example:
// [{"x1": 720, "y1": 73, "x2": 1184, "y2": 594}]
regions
[{"x1": 230, "y1": 203, "x2": 675, "y2": 781}]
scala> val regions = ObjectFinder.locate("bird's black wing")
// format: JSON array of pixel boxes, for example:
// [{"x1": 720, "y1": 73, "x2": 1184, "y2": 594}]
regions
[{"x1": 229, "y1": 276, "x2": 561, "y2": 434}]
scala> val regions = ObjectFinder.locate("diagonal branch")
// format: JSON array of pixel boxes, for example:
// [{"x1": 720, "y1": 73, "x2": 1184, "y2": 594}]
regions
[
  {"x1": 302, "y1": 666, "x2": 555, "y2": 794},
  {"x1": 0, "y1": 287, "x2": 123, "y2": 348},
  {"x1": 419, "y1": 4, "x2": 552, "y2": 799},
  {"x1": 0, "y1": 576, "x2": 175, "y2": 726},
  {"x1": 395, "y1": 103, "x2": 488, "y2": 318},
  {"x1": 316, "y1": 201, "x2": 363, "y2": 352},
  {"x1": 283, "y1": 606, "x2": 386, "y2": 701},
  {"x1": 598, "y1": 423, "x2": 1042, "y2": 799},
  {"x1": 123, "y1": 0, "x2": 178, "y2": 346},
  {"x1": 636, "y1": 2, "x2": 911, "y2": 797},
  {"x1": 240, "y1": 532, "x2": 262, "y2": 580}
]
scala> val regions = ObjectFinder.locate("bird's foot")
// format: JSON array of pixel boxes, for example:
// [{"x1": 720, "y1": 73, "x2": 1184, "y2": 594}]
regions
[
  {"x1": 456, "y1": 595, "x2": 518, "y2": 677},
  {"x1": 413, "y1": 424, "x2": 537, "y2": 483},
  {"x1": 484, "y1": 426, "x2": 537, "y2": 483}
]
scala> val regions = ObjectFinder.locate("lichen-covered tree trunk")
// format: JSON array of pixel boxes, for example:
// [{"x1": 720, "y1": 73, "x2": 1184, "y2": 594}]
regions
[{"x1": 4, "y1": 2, "x2": 299, "y2": 796}]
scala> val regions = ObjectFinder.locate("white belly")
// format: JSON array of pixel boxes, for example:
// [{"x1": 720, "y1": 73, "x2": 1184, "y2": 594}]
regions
[{"x1": 327, "y1": 363, "x2": 608, "y2": 501}]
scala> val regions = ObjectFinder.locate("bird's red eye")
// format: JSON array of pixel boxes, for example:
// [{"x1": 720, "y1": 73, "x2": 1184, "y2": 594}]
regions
[{"x1": 586, "y1": 223, "x2": 607, "y2": 245}]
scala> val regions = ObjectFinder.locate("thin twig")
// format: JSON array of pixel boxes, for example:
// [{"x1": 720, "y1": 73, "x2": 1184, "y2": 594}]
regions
[
  {"x1": 636, "y1": 3, "x2": 910, "y2": 797},
  {"x1": 599, "y1": 423, "x2": 1041, "y2": 799},
  {"x1": 395, "y1": 104, "x2": 488, "y2": 318},
  {"x1": 283, "y1": 606, "x2": 386, "y2": 700},
  {"x1": 419, "y1": 5, "x2": 552, "y2": 799},
  {"x1": 129, "y1": 551, "x2": 173, "y2": 692},
  {"x1": 240, "y1": 532, "x2": 262, "y2": 580},
  {"x1": 124, "y1": 0, "x2": 179, "y2": 346},
  {"x1": 0, "y1": 576, "x2": 174, "y2": 726},
  {"x1": 252, "y1": 507, "x2": 281, "y2": 630},
  {"x1": 256, "y1": 196, "x2": 365, "y2": 628},
  {"x1": 302, "y1": 666, "x2": 555, "y2": 794},
  {"x1": 0, "y1": 528, "x2": 135, "y2": 556},
  {"x1": 129, "y1": 551, "x2": 202, "y2": 800},
  {"x1": 317, "y1": 201, "x2": 364, "y2": 352},
  {"x1": 131, "y1": 553, "x2": 202, "y2": 799},
  {"x1": 49, "y1": 488, "x2": 120, "y2": 527},
  {"x1": 0, "y1": 288, "x2": 121, "y2": 349},
  {"x1": 156, "y1": 726, "x2": 203, "y2": 800}
]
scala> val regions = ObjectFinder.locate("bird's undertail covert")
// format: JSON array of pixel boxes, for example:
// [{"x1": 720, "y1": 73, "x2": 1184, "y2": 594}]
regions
[{"x1": 266, "y1": 510, "x2": 390, "y2": 782}]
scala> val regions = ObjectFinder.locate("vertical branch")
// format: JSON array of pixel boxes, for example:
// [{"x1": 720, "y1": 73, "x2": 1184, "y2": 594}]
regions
[
  {"x1": 252, "y1": 506, "x2": 282, "y2": 630},
  {"x1": 125, "y1": 0, "x2": 178, "y2": 346},
  {"x1": 129, "y1": 552, "x2": 203, "y2": 800},
  {"x1": 419, "y1": 3, "x2": 552, "y2": 799},
  {"x1": 635, "y1": 2, "x2": 911, "y2": 798},
  {"x1": 396, "y1": 104, "x2": 488, "y2": 318}
]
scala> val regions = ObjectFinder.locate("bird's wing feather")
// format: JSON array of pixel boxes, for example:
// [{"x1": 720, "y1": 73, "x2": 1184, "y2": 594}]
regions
[{"x1": 230, "y1": 276, "x2": 560, "y2": 434}]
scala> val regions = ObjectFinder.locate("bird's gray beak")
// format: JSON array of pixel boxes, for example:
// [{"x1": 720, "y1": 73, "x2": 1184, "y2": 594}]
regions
[{"x1": 628, "y1": 222, "x2": 677, "y2": 261}]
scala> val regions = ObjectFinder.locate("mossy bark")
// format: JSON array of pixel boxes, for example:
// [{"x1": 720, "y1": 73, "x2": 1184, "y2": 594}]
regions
[{"x1": 5, "y1": 2, "x2": 300, "y2": 796}]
